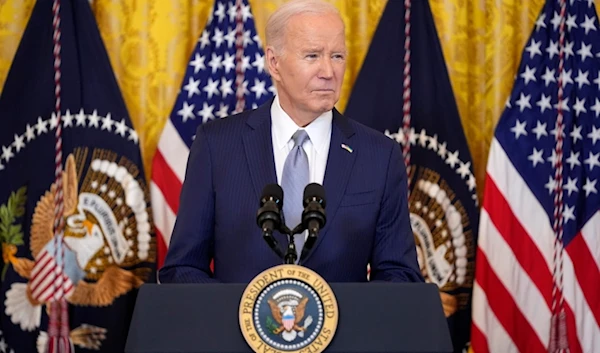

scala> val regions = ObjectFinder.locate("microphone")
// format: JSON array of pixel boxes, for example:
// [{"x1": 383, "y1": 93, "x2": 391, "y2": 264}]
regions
[
  {"x1": 300, "y1": 183, "x2": 326, "y2": 261},
  {"x1": 256, "y1": 184, "x2": 285, "y2": 259}
]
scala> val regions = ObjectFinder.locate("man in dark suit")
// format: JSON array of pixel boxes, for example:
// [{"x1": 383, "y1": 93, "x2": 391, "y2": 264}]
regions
[{"x1": 159, "y1": 0, "x2": 423, "y2": 284}]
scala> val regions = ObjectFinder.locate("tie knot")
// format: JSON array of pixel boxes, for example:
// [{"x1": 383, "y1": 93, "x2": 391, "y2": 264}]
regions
[{"x1": 292, "y1": 129, "x2": 309, "y2": 147}]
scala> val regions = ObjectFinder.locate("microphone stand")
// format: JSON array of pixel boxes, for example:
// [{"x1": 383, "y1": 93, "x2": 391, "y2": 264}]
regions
[
  {"x1": 283, "y1": 224, "x2": 305, "y2": 265},
  {"x1": 261, "y1": 227, "x2": 284, "y2": 260}
]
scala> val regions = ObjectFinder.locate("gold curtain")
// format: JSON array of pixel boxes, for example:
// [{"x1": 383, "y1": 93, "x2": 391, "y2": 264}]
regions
[
  {"x1": 0, "y1": 0, "x2": 35, "y2": 88},
  {"x1": 2, "y1": 0, "x2": 600, "y2": 196},
  {"x1": 89, "y1": 0, "x2": 214, "y2": 180}
]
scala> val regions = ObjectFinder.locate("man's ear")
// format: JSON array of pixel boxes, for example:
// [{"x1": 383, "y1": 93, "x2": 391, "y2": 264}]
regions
[{"x1": 265, "y1": 46, "x2": 281, "y2": 82}]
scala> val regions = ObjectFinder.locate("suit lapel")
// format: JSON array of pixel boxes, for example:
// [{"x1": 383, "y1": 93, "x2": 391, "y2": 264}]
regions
[
  {"x1": 242, "y1": 100, "x2": 277, "y2": 203},
  {"x1": 302, "y1": 109, "x2": 356, "y2": 264}
]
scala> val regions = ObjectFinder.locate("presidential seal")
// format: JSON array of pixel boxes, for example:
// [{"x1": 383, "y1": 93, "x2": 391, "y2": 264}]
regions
[{"x1": 239, "y1": 265, "x2": 338, "y2": 353}]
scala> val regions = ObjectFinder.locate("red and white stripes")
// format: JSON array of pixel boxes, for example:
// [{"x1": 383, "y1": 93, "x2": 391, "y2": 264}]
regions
[
  {"x1": 151, "y1": 119, "x2": 187, "y2": 267},
  {"x1": 29, "y1": 250, "x2": 75, "y2": 303},
  {"x1": 471, "y1": 140, "x2": 600, "y2": 353}
]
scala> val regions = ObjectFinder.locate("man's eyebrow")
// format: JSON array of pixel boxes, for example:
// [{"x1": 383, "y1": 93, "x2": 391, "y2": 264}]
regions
[{"x1": 301, "y1": 47, "x2": 324, "y2": 52}]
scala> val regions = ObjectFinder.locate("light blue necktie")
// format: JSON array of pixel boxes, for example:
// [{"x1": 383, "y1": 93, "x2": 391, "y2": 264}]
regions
[{"x1": 281, "y1": 129, "x2": 309, "y2": 260}]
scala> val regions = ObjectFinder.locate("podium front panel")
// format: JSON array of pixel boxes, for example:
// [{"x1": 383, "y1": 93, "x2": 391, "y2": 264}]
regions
[{"x1": 125, "y1": 283, "x2": 452, "y2": 353}]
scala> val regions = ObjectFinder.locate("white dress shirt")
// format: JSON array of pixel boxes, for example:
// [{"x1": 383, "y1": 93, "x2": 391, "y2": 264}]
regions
[
  {"x1": 271, "y1": 95, "x2": 332, "y2": 186},
  {"x1": 270, "y1": 95, "x2": 332, "y2": 242}
]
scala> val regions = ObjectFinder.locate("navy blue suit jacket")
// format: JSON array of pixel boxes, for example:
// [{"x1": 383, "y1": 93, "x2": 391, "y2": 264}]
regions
[{"x1": 159, "y1": 99, "x2": 423, "y2": 284}]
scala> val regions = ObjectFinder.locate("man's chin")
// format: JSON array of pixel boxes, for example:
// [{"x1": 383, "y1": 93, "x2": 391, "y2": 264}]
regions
[
  {"x1": 310, "y1": 104, "x2": 335, "y2": 115},
  {"x1": 311, "y1": 97, "x2": 337, "y2": 112}
]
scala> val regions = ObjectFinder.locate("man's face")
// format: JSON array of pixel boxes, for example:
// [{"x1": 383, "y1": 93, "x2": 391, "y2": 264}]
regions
[{"x1": 267, "y1": 12, "x2": 346, "y2": 120}]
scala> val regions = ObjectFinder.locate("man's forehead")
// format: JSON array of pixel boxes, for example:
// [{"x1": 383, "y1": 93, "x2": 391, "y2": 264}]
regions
[
  {"x1": 286, "y1": 11, "x2": 344, "y2": 29},
  {"x1": 286, "y1": 17, "x2": 344, "y2": 37}
]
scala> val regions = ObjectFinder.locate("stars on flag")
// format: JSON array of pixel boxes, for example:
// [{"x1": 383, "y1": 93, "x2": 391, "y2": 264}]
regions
[
  {"x1": 0, "y1": 109, "x2": 139, "y2": 172},
  {"x1": 498, "y1": 0, "x2": 600, "y2": 229},
  {"x1": 167, "y1": 0, "x2": 277, "y2": 150}
]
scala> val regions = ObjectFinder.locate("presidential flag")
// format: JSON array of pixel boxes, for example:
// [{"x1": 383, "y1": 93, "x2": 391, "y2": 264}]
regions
[
  {"x1": 344, "y1": 1, "x2": 479, "y2": 352},
  {"x1": 0, "y1": 0, "x2": 156, "y2": 352},
  {"x1": 471, "y1": 0, "x2": 600, "y2": 352},
  {"x1": 151, "y1": 0, "x2": 274, "y2": 268}
]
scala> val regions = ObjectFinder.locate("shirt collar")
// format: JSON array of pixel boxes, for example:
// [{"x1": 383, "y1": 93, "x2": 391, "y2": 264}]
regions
[{"x1": 271, "y1": 95, "x2": 332, "y2": 153}]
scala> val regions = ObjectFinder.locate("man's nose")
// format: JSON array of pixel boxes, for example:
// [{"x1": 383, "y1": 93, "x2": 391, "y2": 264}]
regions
[{"x1": 318, "y1": 57, "x2": 334, "y2": 79}]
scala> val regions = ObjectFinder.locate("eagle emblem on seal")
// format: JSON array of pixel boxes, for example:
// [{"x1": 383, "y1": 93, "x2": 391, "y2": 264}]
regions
[
  {"x1": 268, "y1": 297, "x2": 308, "y2": 334},
  {"x1": 266, "y1": 289, "x2": 314, "y2": 342},
  {"x1": 3, "y1": 148, "x2": 154, "y2": 348}
]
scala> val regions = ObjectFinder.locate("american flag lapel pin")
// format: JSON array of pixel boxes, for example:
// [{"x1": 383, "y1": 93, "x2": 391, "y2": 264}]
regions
[{"x1": 341, "y1": 143, "x2": 353, "y2": 153}]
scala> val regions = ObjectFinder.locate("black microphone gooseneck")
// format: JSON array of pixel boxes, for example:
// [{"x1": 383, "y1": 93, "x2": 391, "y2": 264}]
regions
[{"x1": 283, "y1": 224, "x2": 305, "y2": 265}]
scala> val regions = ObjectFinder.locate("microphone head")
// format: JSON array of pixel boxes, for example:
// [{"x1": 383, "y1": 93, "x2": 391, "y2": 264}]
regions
[
  {"x1": 303, "y1": 183, "x2": 326, "y2": 208},
  {"x1": 261, "y1": 183, "x2": 284, "y2": 208}
]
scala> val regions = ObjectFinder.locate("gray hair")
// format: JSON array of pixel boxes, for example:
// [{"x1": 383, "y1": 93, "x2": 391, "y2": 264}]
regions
[{"x1": 265, "y1": 0, "x2": 343, "y2": 55}]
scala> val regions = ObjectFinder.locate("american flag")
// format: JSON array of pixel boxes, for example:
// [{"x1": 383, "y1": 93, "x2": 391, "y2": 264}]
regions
[
  {"x1": 150, "y1": 0, "x2": 274, "y2": 268},
  {"x1": 471, "y1": 0, "x2": 600, "y2": 352}
]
